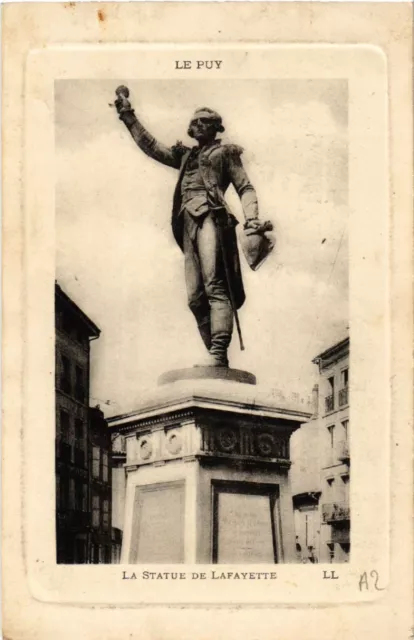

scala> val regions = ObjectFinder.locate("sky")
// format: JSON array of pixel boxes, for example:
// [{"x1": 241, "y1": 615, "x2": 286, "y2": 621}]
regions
[{"x1": 55, "y1": 79, "x2": 349, "y2": 417}]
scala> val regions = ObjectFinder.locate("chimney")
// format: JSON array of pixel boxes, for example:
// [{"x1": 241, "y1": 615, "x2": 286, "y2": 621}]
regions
[{"x1": 312, "y1": 384, "x2": 319, "y2": 418}]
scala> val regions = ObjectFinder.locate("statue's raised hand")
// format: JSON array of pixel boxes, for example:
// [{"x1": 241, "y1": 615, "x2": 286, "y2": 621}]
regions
[{"x1": 114, "y1": 85, "x2": 132, "y2": 113}]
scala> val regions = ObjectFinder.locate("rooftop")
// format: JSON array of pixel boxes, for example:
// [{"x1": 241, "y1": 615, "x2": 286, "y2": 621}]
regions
[
  {"x1": 55, "y1": 282, "x2": 100, "y2": 338},
  {"x1": 312, "y1": 337, "x2": 349, "y2": 367}
]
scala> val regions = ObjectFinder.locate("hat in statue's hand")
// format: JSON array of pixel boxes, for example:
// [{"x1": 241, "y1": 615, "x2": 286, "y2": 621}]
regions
[{"x1": 241, "y1": 220, "x2": 275, "y2": 271}]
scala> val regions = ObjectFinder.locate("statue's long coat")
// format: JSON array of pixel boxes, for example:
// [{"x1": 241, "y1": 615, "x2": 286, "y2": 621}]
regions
[{"x1": 121, "y1": 113, "x2": 260, "y2": 309}]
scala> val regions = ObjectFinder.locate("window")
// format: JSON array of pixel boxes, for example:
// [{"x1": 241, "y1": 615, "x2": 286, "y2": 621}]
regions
[
  {"x1": 74, "y1": 419, "x2": 85, "y2": 466},
  {"x1": 75, "y1": 539, "x2": 86, "y2": 564},
  {"x1": 69, "y1": 478, "x2": 75, "y2": 510},
  {"x1": 75, "y1": 419, "x2": 84, "y2": 443},
  {"x1": 60, "y1": 476, "x2": 69, "y2": 510},
  {"x1": 75, "y1": 366, "x2": 85, "y2": 402},
  {"x1": 75, "y1": 365, "x2": 85, "y2": 402},
  {"x1": 326, "y1": 477, "x2": 335, "y2": 500},
  {"x1": 342, "y1": 420, "x2": 349, "y2": 440},
  {"x1": 92, "y1": 446, "x2": 100, "y2": 479},
  {"x1": 60, "y1": 355, "x2": 71, "y2": 394},
  {"x1": 103, "y1": 499, "x2": 109, "y2": 530},
  {"x1": 92, "y1": 495, "x2": 100, "y2": 528},
  {"x1": 60, "y1": 410, "x2": 70, "y2": 442},
  {"x1": 339, "y1": 370, "x2": 349, "y2": 406},
  {"x1": 102, "y1": 452, "x2": 109, "y2": 483},
  {"x1": 82, "y1": 483, "x2": 88, "y2": 512},
  {"x1": 75, "y1": 480, "x2": 83, "y2": 511},
  {"x1": 341, "y1": 474, "x2": 350, "y2": 501},
  {"x1": 327, "y1": 425, "x2": 335, "y2": 449},
  {"x1": 325, "y1": 376, "x2": 335, "y2": 412},
  {"x1": 92, "y1": 544, "x2": 99, "y2": 564}
]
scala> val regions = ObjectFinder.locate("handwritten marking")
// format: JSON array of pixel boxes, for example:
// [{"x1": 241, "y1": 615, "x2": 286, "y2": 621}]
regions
[{"x1": 358, "y1": 570, "x2": 385, "y2": 591}]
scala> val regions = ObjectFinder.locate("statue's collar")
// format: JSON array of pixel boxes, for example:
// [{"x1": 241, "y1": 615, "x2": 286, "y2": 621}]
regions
[{"x1": 192, "y1": 139, "x2": 222, "y2": 153}]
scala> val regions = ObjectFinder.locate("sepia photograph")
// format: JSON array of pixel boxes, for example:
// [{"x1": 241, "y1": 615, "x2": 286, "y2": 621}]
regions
[
  {"x1": 55, "y1": 77, "x2": 349, "y2": 565},
  {"x1": 3, "y1": 3, "x2": 412, "y2": 637}
]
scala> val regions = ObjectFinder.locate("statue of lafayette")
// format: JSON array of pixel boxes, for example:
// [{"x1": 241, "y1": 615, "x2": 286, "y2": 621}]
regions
[{"x1": 115, "y1": 86, "x2": 269, "y2": 368}]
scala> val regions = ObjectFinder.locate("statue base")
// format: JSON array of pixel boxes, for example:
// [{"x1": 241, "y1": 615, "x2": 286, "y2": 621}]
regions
[
  {"x1": 109, "y1": 375, "x2": 311, "y2": 564},
  {"x1": 158, "y1": 366, "x2": 256, "y2": 386}
]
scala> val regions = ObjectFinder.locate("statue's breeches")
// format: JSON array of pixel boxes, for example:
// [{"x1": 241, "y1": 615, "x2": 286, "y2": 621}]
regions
[{"x1": 183, "y1": 212, "x2": 233, "y2": 338}]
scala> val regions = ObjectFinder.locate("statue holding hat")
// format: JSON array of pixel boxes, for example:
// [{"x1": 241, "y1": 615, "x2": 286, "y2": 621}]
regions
[{"x1": 114, "y1": 87, "x2": 274, "y2": 368}]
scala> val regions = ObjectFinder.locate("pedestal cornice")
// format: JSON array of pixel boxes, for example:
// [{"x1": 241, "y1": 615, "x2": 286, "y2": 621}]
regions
[{"x1": 107, "y1": 378, "x2": 312, "y2": 433}]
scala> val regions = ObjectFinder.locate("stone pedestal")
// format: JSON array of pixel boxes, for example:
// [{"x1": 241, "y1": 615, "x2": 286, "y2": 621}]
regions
[{"x1": 109, "y1": 371, "x2": 311, "y2": 564}]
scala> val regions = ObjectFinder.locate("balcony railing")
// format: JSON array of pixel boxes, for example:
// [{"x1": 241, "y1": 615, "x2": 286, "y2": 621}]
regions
[
  {"x1": 338, "y1": 387, "x2": 349, "y2": 407},
  {"x1": 322, "y1": 502, "x2": 350, "y2": 524},
  {"x1": 325, "y1": 394, "x2": 335, "y2": 413},
  {"x1": 337, "y1": 439, "x2": 350, "y2": 463}
]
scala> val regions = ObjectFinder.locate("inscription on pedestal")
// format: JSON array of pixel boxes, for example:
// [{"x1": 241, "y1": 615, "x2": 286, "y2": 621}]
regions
[
  {"x1": 129, "y1": 481, "x2": 185, "y2": 563},
  {"x1": 212, "y1": 481, "x2": 280, "y2": 563}
]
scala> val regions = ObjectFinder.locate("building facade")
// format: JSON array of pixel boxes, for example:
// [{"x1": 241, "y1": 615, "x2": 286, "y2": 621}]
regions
[
  {"x1": 313, "y1": 337, "x2": 350, "y2": 563},
  {"x1": 111, "y1": 433, "x2": 127, "y2": 563},
  {"x1": 55, "y1": 283, "x2": 113, "y2": 563},
  {"x1": 290, "y1": 385, "x2": 322, "y2": 563},
  {"x1": 89, "y1": 407, "x2": 113, "y2": 563},
  {"x1": 291, "y1": 337, "x2": 350, "y2": 563}
]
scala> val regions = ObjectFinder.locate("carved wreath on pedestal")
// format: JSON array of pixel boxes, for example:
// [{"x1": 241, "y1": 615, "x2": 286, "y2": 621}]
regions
[{"x1": 203, "y1": 424, "x2": 289, "y2": 460}]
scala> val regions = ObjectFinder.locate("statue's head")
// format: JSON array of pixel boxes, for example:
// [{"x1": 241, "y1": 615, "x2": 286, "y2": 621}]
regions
[{"x1": 187, "y1": 107, "x2": 225, "y2": 142}]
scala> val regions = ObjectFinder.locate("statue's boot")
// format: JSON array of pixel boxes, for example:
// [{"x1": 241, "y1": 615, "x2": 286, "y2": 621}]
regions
[
  {"x1": 209, "y1": 330, "x2": 231, "y2": 367},
  {"x1": 195, "y1": 331, "x2": 231, "y2": 368},
  {"x1": 194, "y1": 294, "x2": 233, "y2": 368},
  {"x1": 197, "y1": 318, "x2": 211, "y2": 351}
]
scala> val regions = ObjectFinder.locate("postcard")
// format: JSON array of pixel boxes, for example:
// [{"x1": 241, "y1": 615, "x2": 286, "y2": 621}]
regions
[{"x1": 2, "y1": 3, "x2": 412, "y2": 639}]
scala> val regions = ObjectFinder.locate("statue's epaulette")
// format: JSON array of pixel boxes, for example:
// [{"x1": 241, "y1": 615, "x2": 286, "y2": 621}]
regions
[{"x1": 222, "y1": 143, "x2": 244, "y2": 158}]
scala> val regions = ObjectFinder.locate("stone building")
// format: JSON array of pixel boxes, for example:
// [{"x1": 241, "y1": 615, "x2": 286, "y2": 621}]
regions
[
  {"x1": 291, "y1": 337, "x2": 350, "y2": 563},
  {"x1": 89, "y1": 406, "x2": 113, "y2": 563},
  {"x1": 111, "y1": 433, "x2": 127, "y2": 563},
  {"x1": 55, "y1": 283, "x2": 100, "y2": 563},
  {"x1": 290, "y1": 399, "x2": 322, "y2": 563},
  {"x1": 55, "y1": 283, "x2": 113, "y2": 563},
  {"x1": 314, "y1": 337, "x2": 350, "y2": 563}
]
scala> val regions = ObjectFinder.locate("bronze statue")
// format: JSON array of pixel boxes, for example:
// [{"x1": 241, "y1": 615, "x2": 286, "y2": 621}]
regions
[{"x1": 114, "y1": 86, "x2": 273, "y2": 368}]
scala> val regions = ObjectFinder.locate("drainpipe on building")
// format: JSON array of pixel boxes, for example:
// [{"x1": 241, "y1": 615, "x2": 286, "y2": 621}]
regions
[{"x1": 312, "y1": 384, "x2": 319, "y2": 418}]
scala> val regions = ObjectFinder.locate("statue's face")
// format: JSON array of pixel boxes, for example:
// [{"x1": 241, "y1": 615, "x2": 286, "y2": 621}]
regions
[{"x1": 189, "y1": 117, "x2": 217, "y2": 142}]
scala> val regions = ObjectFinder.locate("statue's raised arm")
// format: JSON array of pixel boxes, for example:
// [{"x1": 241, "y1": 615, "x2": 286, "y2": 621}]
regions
[{"x1": 114, "y1": 86, "x2": 184, "y2": 169}]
